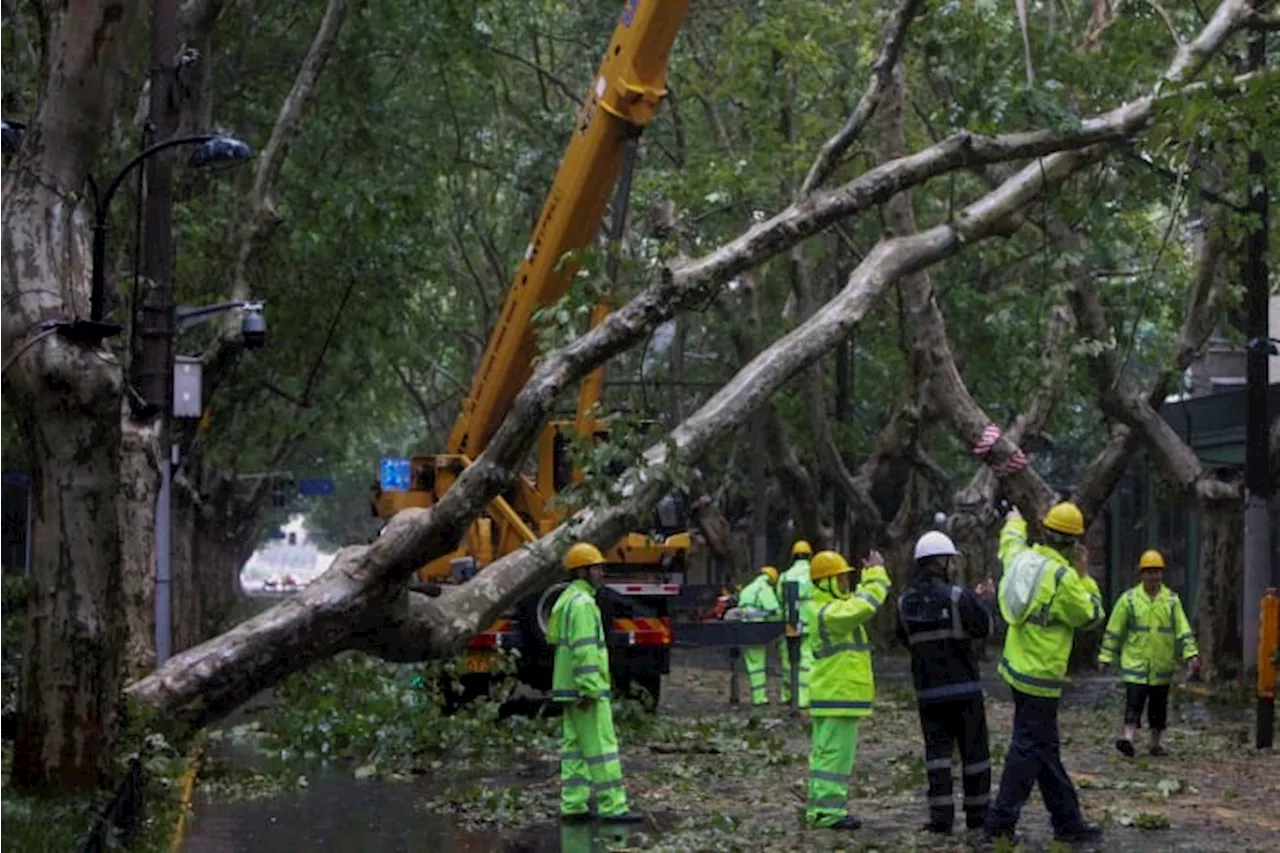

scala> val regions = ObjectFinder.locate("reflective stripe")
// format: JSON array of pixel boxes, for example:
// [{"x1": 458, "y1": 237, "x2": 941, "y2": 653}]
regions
[
  {"x1": 925, "y1": 758, "x2": 952, "y2": 771},
  {"x1": 963, "y1": 760, "x2": 990, "y2": 775},
  {"x1": 807, "y1": 796, "x2": 847, "y2": 809},
  {"x1": 917, "y1": 681, "x2": 983, "y2": 701},
  {"x1": 573, "y1": 665, "x2": 600, "y2": 676},
  {"x1": 928, "y1": 795, "x2": 954, "y2": 806},
  {"x1": 1122, "y1": 667, "x2": 1148, "y2": 679},
  {"x1": 810, "y1": 769, "x2": 852, "y2": 783},
  {"x1": 810, "y1": 699, "x2": 873, "y2": 710},
  {"x1": 739, "y1": 608, "x2": 774, "y2": 619},
  {"x1": 1104, "y1": 631, "x2": 1122, "y2": 642},
  {"x1": 908, "y1": 628, "x2": 964, "y2": 644},
  {"x1": 595, "y1": 780, "x2": 626, "y2": 792},
  {"x1": 1132, "y1": 626, "x2": 1151, "y2": 633},
  {"x1": 813, "y1": 641, "x2": 870, "y2": 659},
  {"x1": 855, "y1": 591, "x2": 881, "y2": 608},
  {"x1": 1154, "y1": 670, "x2": 1175, "y2": 680},
  {"x1": 553, "y1": 689, "x2": 580, "y2": 699},
  {"x1": 964, "y1": 794, "x2": 990, "y2": 807},
  {"x1": 561, "y1": 777, "x2": 591, "y2": 787},
  {"x1": 1000, "y1": 657, "x2": 1062, "y2": 689},
  {"x1": 1156, "y1": 626, "x2": 1174, "y2": 634},
  {"x1": 562, "y1": 750, "x2": 583, "y2": 761},
  {"x1": 586, "y1": 752, "x2": 619, "y2": 766},
  {"x1": 568, "y1": 636, "x2": 601, "y2": 648}
]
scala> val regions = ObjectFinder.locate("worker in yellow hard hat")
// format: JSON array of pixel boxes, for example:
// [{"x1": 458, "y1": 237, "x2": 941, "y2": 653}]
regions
[
  {"x1": 1098, "y1": 548, "x2": 1200, "y2": 758},
  {"x1": 803, "y1": 548, "x2": 891, "y2": 830},
  {"x1": 780, "y1": 540, "x2": 815, "y2": 708},
  {"x1": 548, "y1": 543, "x2": 642, "y2": 824},
  {"x1": 736, "y1": 566, "x2": 782, "y2": 706},
  {"x1": 986, "y1": 502, "x2": 1104, "y2": 845}
]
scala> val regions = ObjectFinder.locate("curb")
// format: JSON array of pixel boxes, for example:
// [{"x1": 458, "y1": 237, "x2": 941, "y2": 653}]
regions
[{"x1": 169, "y1": 730, "x2": 209, "y2": 852}]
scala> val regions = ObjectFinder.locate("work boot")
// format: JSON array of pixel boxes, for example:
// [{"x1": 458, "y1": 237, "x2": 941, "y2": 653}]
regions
[
  {"x1": 828, "y1": 815, "x2": 862, "y2": 831},
  {"x1": 1115, "y1": 738, "x2": 1135, "y2": 758},
  {"x1": 599, "y1": 811, "x2": 645, "y2": 824},
  {"x1": 1148, "y1": 744, "x2": 1168, "y2": 757},
  {"x1": 1053, "y1": 823, "x2": 1104, "y2": 845}
]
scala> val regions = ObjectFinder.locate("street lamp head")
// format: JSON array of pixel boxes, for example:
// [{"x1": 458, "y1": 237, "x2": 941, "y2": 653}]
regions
[
  {"x1": 2, "y1": 119, "x2": 26, "y2": 154},
  {"x1": 241, "y1": 301, "x2": 266, "y2": 350},
  {"x1": 188, "y1": 135, "x2": 254, "y2": 168}
]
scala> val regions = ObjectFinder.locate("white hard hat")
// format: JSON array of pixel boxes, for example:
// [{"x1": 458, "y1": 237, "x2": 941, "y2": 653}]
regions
[{"x1": 915, "y1": 530, "x2": 959, "y2": 561}]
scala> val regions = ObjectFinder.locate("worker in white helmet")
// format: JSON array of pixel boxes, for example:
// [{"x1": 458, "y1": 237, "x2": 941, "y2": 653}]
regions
[{"x1": 895, "y1": 530, "x2": 996, "y2": 836}]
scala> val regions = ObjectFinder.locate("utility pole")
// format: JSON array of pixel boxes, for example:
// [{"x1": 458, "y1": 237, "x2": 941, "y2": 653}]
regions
[
  {"x1": 141, "y1": 0, "x2": 180, "y2": 665},
  {"x1": 833, "y1": 233, "x2": 851, "y2": 556},
  {"x1": 1241, "y1": 16, "x2": 1271, "y2": 676}
]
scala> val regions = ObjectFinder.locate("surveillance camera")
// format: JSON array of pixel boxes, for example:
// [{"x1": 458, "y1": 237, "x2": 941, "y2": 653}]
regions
[{"x1": 241, "y1": 302, "x2": 266, "y2": 350}]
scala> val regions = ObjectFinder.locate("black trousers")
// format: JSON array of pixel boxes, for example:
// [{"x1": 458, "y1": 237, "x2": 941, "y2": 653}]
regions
[
  {"x1": 919, "y1": 695, "x2": 991, "y2": 829},
  {"x1": 1124, "y1": 683, "x2": 1170, "y2": 730},
  {"x1": 986, "y1": 689, "x2": 1087, "y2": 837}
]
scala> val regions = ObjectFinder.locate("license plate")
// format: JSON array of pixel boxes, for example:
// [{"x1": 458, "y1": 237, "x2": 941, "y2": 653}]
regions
[{"x1": 463, "y1": 652, "x2": 491, "y2": 674}]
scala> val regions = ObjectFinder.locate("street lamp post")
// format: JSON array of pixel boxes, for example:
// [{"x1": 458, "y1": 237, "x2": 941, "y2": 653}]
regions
[{"x1": 155, "y1": 300, "x2": 267, "y2": 665}]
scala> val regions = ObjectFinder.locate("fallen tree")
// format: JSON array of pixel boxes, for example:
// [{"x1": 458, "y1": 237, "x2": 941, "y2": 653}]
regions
[{"x1": 124, "y1": 0, "x2": 1260, "y2": 731}]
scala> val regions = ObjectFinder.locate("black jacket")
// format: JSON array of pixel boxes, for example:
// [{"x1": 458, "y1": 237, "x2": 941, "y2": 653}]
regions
[{"x1": 895, "y1": 572, "x2": 994, "y2": 704}]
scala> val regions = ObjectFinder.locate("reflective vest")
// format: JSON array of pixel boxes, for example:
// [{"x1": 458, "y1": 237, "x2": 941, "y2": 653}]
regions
[
  {"x1": 547, "y1": 579, "x2": 612, "y2": 702},
  {"x1": 996, "y1": 518, "x2": 1104, "y2": 698},
  {"x1": 807, "y1": 565, "x2": 892, "y2": 718},
  {"x1": 1098, "y1": 584, "x2": 1198, "y2": 685},
  {"x1": 781, "y1": 558, "x2": 814, "y2": 633},
  {"x1": 738, "y1": 574, "x2": 781, "y2": 622}
]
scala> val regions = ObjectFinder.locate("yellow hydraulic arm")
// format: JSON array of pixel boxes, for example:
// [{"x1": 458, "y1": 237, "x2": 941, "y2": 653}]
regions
[{"x1": 446, "y1": 0, "x2": 690, "y2": 459}]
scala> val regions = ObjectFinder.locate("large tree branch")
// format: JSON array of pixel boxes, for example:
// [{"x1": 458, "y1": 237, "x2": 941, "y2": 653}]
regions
[
  {"x1": 799, "y1": 0, "x2": 924, "y2": 195},
  {"x1": 127, "y1": 138, "x2": 1103, "y2": 726},
  {"x1": 199, "y1": 0, "x2": 348, "y2": 388}
]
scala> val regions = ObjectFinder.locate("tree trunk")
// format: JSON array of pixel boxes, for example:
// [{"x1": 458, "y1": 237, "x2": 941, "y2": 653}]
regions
[
  {"x1": 1194, "y1": 494, "x2": 1244, "y2": 678},
  {"x1": 118, "y1": 415, "x2": 160, "y2": 677},
  {"x1": 170, "y1": 484, "x2": 199, "y2": 653},
  {"x1": 13, "y1": 382, "x2": 125, "y2": 792}
]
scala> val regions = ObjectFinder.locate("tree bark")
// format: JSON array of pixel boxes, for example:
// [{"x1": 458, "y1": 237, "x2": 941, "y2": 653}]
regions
[
  {"x1": 118, "y1": 415, "x2": 161, "y2": 677},
  {"x1": 1194, "y1": 495, "x2": 1245, "y2": 676},
  {"x1": 2, "y1": 0, "x2": 144, "y2": 793}
]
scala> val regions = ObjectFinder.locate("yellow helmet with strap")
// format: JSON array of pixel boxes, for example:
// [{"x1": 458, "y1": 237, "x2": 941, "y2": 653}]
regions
[
  {"x1": 809, "y1": 550, "x2": 852, "y2": 581},
  {"x1": 564, "y1": 542, "x2": 605, "y2": 571},
  {"x1": 791, "y1": 540, "x2": 813, "y2": 558},
  {"x1": 761, "y1": 566, "x2": 779, "y2": 583}
]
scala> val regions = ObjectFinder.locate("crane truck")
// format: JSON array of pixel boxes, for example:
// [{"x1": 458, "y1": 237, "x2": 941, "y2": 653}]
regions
[{"x1": 373, "y1": 0, "x2": 695, "y2": 707}]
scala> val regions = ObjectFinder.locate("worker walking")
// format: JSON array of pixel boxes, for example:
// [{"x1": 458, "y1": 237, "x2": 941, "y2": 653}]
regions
[
  {"x1": 780, "y1": 540, "x2": 815, "y2": 708},
  {"x1": 895, "y1": 531, "x2": 995, "y2": 835},
  {"x1": 737, "y1": 566, "x2": 782, "y2": 706},
  {"x1": 1098, "y1": 549, "x2": 1201, "y2": 758},
  {"x1": 804, "y1": 549, "x2": 892, "y2": 830},
  {"x1": 549, "y1": 543, "x2": 642, "y2": 824},
  {"x1": 985, "y1": 504, "x2": 1104, "y2": 845}
]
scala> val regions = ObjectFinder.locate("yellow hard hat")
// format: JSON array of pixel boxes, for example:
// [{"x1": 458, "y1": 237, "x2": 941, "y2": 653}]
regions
[
  {"x1": 564, "y1": 542, "x2": 605, "y2": 571},
  {"x1": 791, "y1": 540, "x2": 813, "y2": 558},
  {"x1": 809, "y1": 550, "x2": 852, "y2": 581},
  {"x1": 761, "y1": 566, "x2": 779, "y2": 583},
  {"x1": 1042, "y1": 501, "x2": 1085, "y2": 536},
  {"x1": 1139, "y1": 549, "x2": 1166, "y2": 570}
]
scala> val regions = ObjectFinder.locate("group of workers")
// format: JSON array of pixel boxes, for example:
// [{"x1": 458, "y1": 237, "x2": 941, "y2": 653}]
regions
[{"x1": 546, "y1": 499, "x2": 1200, "y2": 845}]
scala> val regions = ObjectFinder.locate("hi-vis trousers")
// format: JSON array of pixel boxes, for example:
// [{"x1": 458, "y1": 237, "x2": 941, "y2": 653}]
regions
[{"x1": 560, "y1": 699, "x2": 629, "y2": 817}]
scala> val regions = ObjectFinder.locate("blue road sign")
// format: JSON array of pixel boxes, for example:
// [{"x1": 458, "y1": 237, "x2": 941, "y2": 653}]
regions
[
  {"x1": 380, "y1": 457, "x2": 412, "y2": 492},
  {"x1": 296, "y1": 477, "x2": 335, "y2": 497}
]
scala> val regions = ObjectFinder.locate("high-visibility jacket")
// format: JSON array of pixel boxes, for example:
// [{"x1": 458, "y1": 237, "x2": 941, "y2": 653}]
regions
[
  {"x1": 781, "y1": 557, "x2": 814, "y2": 633},
  {"x1": 547, "y1": 579, "x2": 612, "y2": 702},
  {"x1": 996, "y1": 517, "x2": 1104, "y2": 698},
  {"x1": 1098, "y1": 584, "x2": 1198, "y2": 685},
  {"x1": 738, "y1": 574, "x2": 781, "y2": 622},
  {"x1": 807, "y1": 564, "x2": 892, "y2": 718}
]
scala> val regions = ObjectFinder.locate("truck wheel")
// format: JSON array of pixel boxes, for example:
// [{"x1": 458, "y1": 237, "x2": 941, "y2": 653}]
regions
[{"x1": 519, "y1": 581, "x2": 568, "y2": 646}]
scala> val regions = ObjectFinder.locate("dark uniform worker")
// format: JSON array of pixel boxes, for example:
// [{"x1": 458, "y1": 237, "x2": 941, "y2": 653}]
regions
[{"x1": 895, "y1": 530, "x2": 995, "y2": 835}]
